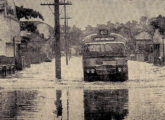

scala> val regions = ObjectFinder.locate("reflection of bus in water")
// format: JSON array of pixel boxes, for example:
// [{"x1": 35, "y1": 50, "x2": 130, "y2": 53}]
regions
[
  {"x1": 84, "y1": 89, "x2": 128, "y2": 120},
  {"x1": 82, "y1": 29, "x2": 128, "y2": 81}
]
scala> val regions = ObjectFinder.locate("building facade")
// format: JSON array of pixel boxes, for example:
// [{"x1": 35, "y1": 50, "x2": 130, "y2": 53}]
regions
[
  {"x1": 0, "y1": 0, "x2": 21, "y2": 58},
  {"x1": 153, "y1": 29, "x2": 165, "y2": 65},
  {"x1": 20, "y1": 21, "x2": 55, "y2": 66},
  {"x1": 135, "y1": 31, "x2": 153, "y2": 62}
]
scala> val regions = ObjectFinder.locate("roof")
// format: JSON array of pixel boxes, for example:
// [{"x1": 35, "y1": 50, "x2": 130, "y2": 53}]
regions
[
  {"x1": 82, "y1": 33, "x2": 97, "y2": 42},
  {"x1": 135, "y1": 31, "x2": 152, "y2": 40},
  {"x1": 83, "y1": 33, "x2": 128, "y2": 43},
  {"x1": 110, "y1": 33, "x2": 128, "y2": 41},
  {"x1": 85, "y1": 42, "x2": 125, "y2": 45},
  {"x1": 21, "y1": 21, "x2": 54, "y2": 31}
]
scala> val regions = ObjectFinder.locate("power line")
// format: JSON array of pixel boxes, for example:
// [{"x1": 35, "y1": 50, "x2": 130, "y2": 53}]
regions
[
  {"x1": 48, "y1": 5, "x2": 54, "y2": 15},
  {"x1": 60, "y1": 6, "x2": 64, "y2": 15}
]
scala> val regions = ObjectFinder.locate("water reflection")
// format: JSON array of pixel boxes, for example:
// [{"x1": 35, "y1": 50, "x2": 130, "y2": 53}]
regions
[
  {"x1": 0, "y1": 90, "x2": 38, "y2": 120},
  {"x1": 0, "y1": 88, "x2": 128, "y2": 120},
  {"x1": 84, "y1": 89, "x2": 128, "y2": 120},
  {"x1": 53, "y1": 89, "x2": 128, "y2": 120},
  {"x1": 54, "y1": 90, "x2": 62, "y2": 119},
  {"x1": 54, "y1": 89, "x2": 84, "y2": 120}
]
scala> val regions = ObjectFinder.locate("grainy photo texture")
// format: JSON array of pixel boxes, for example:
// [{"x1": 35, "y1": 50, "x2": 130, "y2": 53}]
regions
[{"x1": 0, "y1": 0, "x2": 165, "y2": 120}]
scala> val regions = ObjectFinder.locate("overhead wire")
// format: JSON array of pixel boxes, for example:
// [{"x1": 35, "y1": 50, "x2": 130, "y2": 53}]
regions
[
  {"x1": 48, "y1": 5, "x2": 54, "y2": 15},
  {"x1": 40, "y1": 0, "x2": 54, "y2": 15}
]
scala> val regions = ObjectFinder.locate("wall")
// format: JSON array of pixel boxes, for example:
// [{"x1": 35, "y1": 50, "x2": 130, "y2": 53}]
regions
[
  {"x1": 153, "y1": 29, "x2": 165, "y2": 64},
  {"x1": 0, "y1": 13, "x2": 11, "y2": 44},
  {"x1": 0, "y1": 0, "x2": 20, "y2": 57},
  {"x1": 0, "y1": 40, "x2": 6, "y2": 56},
  {"x1": 159, "y1": 44, "x2": 165, "y2": 58},
  {"x1": 153, "y1": 29, "x2": 163, "y2": 44},
  {"x1": 6, "y1": 43, "x2": 14, "y2": 57},
  {"x1": 136, "y1": 53, "x2": 145, "y2": 62}
]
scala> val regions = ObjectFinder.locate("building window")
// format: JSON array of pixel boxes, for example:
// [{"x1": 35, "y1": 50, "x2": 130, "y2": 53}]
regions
[
  {"x1": 7, "y1": 6, "x2": 14, "y2": 15},
  {"x1": 0, "y1": 4, "x2": 5, "y2": 12}
]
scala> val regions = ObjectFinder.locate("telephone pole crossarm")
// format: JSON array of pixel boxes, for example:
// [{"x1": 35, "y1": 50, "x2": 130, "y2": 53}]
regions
[
  {"x1": 41, "y1": 2, "x2": 72, "y2": 6},
  {"x1": 61, "y1": 17, "x2": 72, "y2": 19},
  {"x1": 40, "y1": 3, "x2": 54, "y2": 6}
]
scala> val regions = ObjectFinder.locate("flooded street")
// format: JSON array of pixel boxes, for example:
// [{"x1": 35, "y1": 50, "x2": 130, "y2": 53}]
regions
[{"x1": 1, "y1": 56, "x2": 165, "y2": 120}]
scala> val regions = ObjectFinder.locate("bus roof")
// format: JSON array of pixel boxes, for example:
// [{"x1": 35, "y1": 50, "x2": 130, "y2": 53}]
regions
[
  {"x1": 82, "y1": 33, "x2": 128, "y2": 44},
  {"x1": 85, "y1": 41, "x2": 125, "y2": 45}
]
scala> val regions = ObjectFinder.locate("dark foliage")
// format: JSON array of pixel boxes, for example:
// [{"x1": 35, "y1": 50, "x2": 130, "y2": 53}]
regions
[
  {"x1": 150, "y1": 15, "x2": 165, "y2": 35},
  {"x1": 16, "y1": 6, "x2": 44, "y2": 21},
  {"x1": 20, "y1": 21, "x2": 37, "y2": 32}
]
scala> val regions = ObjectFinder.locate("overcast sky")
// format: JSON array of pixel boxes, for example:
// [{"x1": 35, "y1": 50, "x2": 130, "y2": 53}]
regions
[{"x1": 14, "y1": 0, "x2": 165, "y2": 29}]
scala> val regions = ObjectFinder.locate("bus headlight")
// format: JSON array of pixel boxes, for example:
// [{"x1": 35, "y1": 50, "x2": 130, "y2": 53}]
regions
[
  {"x1": 91, "y1": 69, "x2": 95, "y2": 74},
  {"x1": 118, "y1": 67, "x2": 122, "y2": 72},
  {"x1": 86, "y1": 69, "x2": 90, "y2": 73}
]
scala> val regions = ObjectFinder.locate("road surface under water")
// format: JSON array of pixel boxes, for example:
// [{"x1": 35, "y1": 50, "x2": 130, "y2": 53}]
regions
[{"x1": 0, "y1": 56, "x2": 165, "y2": 120}]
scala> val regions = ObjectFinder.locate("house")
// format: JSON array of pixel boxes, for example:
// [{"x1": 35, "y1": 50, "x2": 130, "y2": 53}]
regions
[
  {"x1": 135, "y1": 31, "x2": 153, "y2": 62},
  {"x1": 0, "y1": 0, "x2": 21, "y2": 73},
  {"x1": 153, "y1": 29, "x2": 165, "y2": 65},
  {"x1": 19, "y1": 21, "x2": 55, "y2": 66},
  {"x1": 0, "y1": 0, "x2": 21, "y2": 57}
]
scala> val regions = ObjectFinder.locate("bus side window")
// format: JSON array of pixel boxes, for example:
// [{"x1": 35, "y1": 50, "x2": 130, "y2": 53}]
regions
[
  {"x1": 100, "y1": 44, "x2": 105, "y2": 52},
  {"x1": 84, "y1": 45, "x2": 89, "y2": 52}
]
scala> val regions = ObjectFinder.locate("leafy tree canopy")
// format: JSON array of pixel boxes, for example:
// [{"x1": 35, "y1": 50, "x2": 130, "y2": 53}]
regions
[
  {"x1": 16, "y1": 6, "x2": 44, "y2": 21},
  {"x1": 20, "y1": 21, "x2": 37, "y2": 32},
  {"x1": 150, "y1": 15, "x2": 165, "y2": 35}
]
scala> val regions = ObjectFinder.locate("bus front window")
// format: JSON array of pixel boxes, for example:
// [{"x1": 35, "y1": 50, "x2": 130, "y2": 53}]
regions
[
  {"x1": 88, "y1": 44, "x2": 105, "y2": 52},
  {"x1": 88, "y1": 44, "x2": 100, "y2": 52},
  {"x1": 86, "y1": 43, "x2": 125, "y2": 56}
]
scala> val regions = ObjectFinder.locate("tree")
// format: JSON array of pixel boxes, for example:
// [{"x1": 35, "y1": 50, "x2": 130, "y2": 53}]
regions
[
  {"x1": 20, "y1": 21, "x2": 37, "y2": 32},
  {"x1": 150, "y1": 15, "x2": 165, "y2": 35},
  {"x1": 69, "y1": 25, "x2": 83, "y2": 45},
  {"x1": 16, "y1": 6, "x2": 44, "y2": 33},
  {"x1": 84, "y1": 25, "x2": 96, "y2": 36},
  {"x1": 140, "y1": 16, "x2": 148, "y2": 25},
  {"x1": 16, "y1": 6, "x2": 44, "y2": 21}
]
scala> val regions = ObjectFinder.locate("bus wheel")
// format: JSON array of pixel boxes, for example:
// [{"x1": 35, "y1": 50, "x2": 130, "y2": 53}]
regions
[
  {"x1": 119, "y1": 73, "x2": 128, "y2": 81},
  {"x1": 84, "y1": 73, "x2": 95, "y2": 82},
  {"x1": 84, "y1": 73, "x2": 90, "y2": 81}
]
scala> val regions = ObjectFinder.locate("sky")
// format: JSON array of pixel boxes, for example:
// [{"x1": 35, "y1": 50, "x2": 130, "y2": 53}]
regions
[{"x1": 14, "y1": 0, "x2": 165, "y2": 29}]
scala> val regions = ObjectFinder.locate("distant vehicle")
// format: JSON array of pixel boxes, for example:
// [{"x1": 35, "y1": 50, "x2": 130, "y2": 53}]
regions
[
  {"x1": 82, "y1": 29, "x2": 128, "y2": 81},
  {"x1": 61, "y1": 51, "x2": 65, "y2": 56},
  {"x1": 44, "y1": 58, "x2": 52, "y2": 62}
]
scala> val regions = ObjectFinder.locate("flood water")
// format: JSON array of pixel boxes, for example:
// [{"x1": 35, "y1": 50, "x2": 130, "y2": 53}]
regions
[{"x1": 0, "y1": 56, "x2": 165, "y2": 120}]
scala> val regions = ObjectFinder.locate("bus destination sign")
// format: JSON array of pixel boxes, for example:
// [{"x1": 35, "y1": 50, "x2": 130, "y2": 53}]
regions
[
  {"x1": 99, "y1": 29, "x2": 109, "y2": 35},
  {"x1": 94, "y1": 37, "x2": 115, "y2": 41}
]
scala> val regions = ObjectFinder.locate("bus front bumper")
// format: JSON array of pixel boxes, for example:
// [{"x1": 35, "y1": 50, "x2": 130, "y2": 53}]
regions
[
  {"x1": 96, "y1": 67, "x2": 117, "y2": 75},
  {"x1": 84, "y1": 65, "x2": 128, "y2": 75}
]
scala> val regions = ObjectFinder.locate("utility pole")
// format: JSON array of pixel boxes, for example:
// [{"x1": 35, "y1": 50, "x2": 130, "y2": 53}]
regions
[
  {"x1": 64, "y1": 0, "x2": 68, "y2": 65},
  {"x1": 66, "y1": 18, "x2": 71, "y2": 60},
  {"x1": 61, "y1": 16, "x2": 71, "y2": 65},
  {"x1": 163, "y1": 36, "x2": 165, "y2": 65},
  {"x1": 66, "y1": 18, "x2": 72, "y2": 60},
  {"x1": 41, "y1": 0, "x2": 72, "y2": 79},
  {"x1": 61, "y1": 0, "x2": 71, "y2": 65},
  {"x1": 13, "y1": 37, "x2": 16, "y2": 58}
]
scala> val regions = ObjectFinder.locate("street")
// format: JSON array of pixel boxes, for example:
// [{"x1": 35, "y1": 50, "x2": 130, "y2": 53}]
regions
[
  {"x1": 0, "y1": 56, "x2": 165, "y2": 120},
  {"x1": 0, "y1": 0, "x2": 165, "y2": 120}
]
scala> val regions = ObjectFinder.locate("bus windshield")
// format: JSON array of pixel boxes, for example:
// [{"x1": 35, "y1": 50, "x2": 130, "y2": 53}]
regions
[{"x1": 85, "y1": 43, "x2": 125, "y2": 56}]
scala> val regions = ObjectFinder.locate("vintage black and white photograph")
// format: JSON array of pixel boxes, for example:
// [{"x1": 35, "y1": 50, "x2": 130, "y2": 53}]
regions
[{"x1": 0, "y1": 0, "x2": 165, "y2": 119}]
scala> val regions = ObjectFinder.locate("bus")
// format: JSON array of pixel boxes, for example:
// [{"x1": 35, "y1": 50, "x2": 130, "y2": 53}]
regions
[{"x1": 82, "y1": 29, "x2": 128, "y2": 81}]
